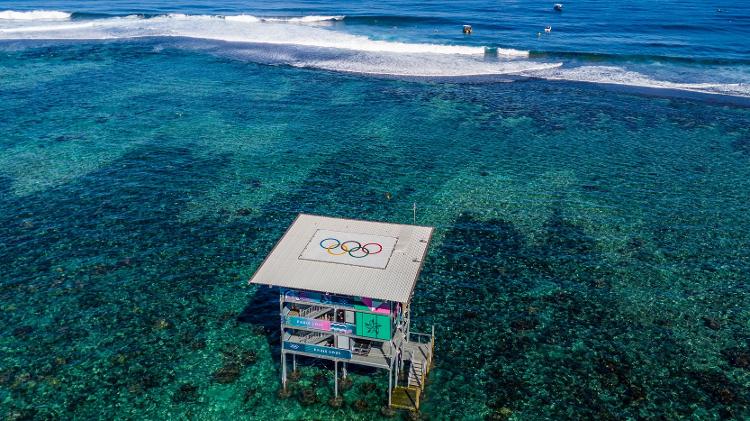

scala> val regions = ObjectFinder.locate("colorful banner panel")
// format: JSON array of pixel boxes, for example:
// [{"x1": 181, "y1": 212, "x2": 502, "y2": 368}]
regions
[
  {"x1": 283, "y1": 342, "x2": 352, "y2": 360},
  {"x1": 284, "y1": 289, "x2": 391, "y2": 315},
  {"x1": 284, "y1": 316, "x2": 355, "y2": 335},
  {"x1": 355, "y1": 312, "x2": 392, "y2": 340}
]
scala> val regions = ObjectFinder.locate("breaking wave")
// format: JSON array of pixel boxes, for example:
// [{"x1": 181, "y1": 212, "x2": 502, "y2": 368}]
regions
[
  {"x1": 0, "y1": 10, "x2": 72, "y2": 20},
  {"x1": 0, "y1": 12, "x2": 539, "y2": 77},
  {"x1": 0, "y1": 11, "x2": 747, "y2": 97},
  {"x1": 264, "y1": 15, "x2": 346, "y2": 23},
  {"x1": 0, "y1": 13, "x2": 508, "y2": 56}
]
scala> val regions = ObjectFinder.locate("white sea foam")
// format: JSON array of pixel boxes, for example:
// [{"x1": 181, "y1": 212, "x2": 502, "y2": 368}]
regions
[
  {"x1": 0, "y1": 10, "x2": 71, "y2": 20},
  {"x1": 265, "y1": 15, "x2": 345, "y2": 23},
  {"x1": 0, "y1": 21, "x2": 99, "y2": 33},
  {"x1": 224, "y1": 15, "x2": 261, "y2": 23},
  {"x1": 522, "y1": 65, "x2": 750, "y2": 98},
  {"x1": 298, "y1": 55, "x2": 562, "y2": 77},
  {"x1": 224, "y1": 14, "x2": 343, "y2": 23}
]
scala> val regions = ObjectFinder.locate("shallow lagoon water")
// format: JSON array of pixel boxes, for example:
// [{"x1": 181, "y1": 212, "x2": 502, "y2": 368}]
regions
[{"x1": 1, "y1": 40, "x2": 749, "y2": 420}]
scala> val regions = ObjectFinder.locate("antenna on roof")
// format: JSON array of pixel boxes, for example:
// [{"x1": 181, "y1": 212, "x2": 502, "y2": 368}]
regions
[{"x1": 412, "y1": 203, "x2": 417, "y2": 225}]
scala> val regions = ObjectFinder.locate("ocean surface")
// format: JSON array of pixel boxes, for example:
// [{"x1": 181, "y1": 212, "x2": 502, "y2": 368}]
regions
[{"x1": 1, "y1": 1, "x2": 749, "y2": 420}]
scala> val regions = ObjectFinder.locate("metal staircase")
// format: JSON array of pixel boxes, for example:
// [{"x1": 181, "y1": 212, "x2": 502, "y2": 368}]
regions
[
  {"x1": 390, "y1": 327, "x2": 435, "y2": 411},
  {"x1": 300, "y1": 305, "x2": 330, "y2": 320},
  {"x1": 299, "y1": 330, "x2": 329, "y2": 344},
  {"x1": 408, "y1": 360, "x2": 425, "y2": 388}
]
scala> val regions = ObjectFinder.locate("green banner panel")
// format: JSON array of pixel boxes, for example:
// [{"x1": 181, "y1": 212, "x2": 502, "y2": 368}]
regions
[
  {"x1": 355, "y1": 312, "x2": 391, "y2": 340},
  {"x1": 355, "y1": 312, "x2": 366, "y2": 337}
]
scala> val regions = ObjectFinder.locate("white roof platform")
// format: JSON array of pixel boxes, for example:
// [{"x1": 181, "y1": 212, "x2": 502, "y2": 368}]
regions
[{"x1": 249, "y1": 214, "x2": 434, "y2": 303}]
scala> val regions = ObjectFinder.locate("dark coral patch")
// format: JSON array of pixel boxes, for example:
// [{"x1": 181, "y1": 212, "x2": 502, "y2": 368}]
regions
[
  {"x1": 298, "y1": 387, "x2": 318, "y2": 406},
  {"x1": 731, "y1": 136, "x2": 750, "y2": 155},
  {"x1": 722, "y1": 347, "x2": 750, "y2": 370},
  {"x1": 213, "y1": 363, "x2": 241, "y2": 384},
  {"x1": 172, "y1": 383, "x2": 199, "y2": 403}
]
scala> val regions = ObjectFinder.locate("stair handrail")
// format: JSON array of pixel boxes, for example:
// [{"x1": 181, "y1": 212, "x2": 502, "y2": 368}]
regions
[
  {"x1": 408, "y1": 331, "x2": 432, "y2": 344},
  {"x1": 300, "y1": 330, "x2": 327, "y2": 343},
  {"x1": 300, "y1": 304, "x2": 327, "y2": 318},
  {"x1": 431, "y1": 324, "x2": 435, "y2": 353}
]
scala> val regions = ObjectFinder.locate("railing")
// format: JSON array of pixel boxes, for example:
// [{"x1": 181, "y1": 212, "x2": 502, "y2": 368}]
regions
[
  {"x1": 300, "y1": 305, "x2": 328, "y2": 318},
  {"x1": 431, "y1": 325, "x2": 435, "y2": 354},
  {"x1": 299, "y1": 330, "x2": 329, "y2": 344},
  {"x1": 408, "y1": 330, "x2": 433, "y2": 344}
]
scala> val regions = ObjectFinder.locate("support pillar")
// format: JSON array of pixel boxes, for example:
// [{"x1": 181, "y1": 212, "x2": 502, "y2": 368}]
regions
[
  {"x1": 293, "y1": 354, "x2": 297, "y2": 372},
  {"x1": 334, "y1": 361, "x2": 339, "y2": 398},
  {"x1": 281, "y1": 352, "x2": 287, "y2": 391},
  {"x1": 394, "y1": 359, "x2": 398, "y2": 388},
  {"x1": 388, "y1": 367, "x2": 393, "y2": 406},
  {"x1": 279, "y1": 292, "x2": 286, "y2": 391},
  {"x1": 342, "y1": 362, "x2": 347, "y2": 379}
]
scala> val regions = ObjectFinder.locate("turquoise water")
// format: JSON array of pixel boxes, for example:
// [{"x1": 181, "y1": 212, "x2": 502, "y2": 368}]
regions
[{"x1": 1, "y1": 2, "x2": 750, "y2": 420}]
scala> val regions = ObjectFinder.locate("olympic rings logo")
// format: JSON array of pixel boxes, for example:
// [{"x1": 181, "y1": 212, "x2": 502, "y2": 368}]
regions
[{"x1": 319, "y1": 238, "x2": 383, "y2": 259}]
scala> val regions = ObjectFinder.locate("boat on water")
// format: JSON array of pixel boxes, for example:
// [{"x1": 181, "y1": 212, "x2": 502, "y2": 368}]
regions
[{"x1": 554, "y1": 3, "x2": 563, "y2": 11}]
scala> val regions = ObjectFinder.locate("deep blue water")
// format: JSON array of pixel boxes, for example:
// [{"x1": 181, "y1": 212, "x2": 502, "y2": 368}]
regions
[
  {"x1": 1, "y1": 1, "x2": 749, "y2": 420},
  {"x1": 4, "y1": 0, "x2": 750, "y2": 61}
]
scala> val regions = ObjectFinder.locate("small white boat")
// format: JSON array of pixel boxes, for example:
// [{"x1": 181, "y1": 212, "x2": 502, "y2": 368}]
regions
[
  {"x1": 544, "y1": 26, "x2": 552, "y2": 33},
  {"x1": 554, "y1": 3, "x2": 563, "y2": 11}
]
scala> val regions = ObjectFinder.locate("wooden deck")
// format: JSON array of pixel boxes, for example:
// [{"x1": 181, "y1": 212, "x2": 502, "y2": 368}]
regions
[
  {"x1": 403, "y1": 340, "x2": 431, "y2": 366},
  {"x1": 391, "y1": 386, "x2": 421, "y2": 411},
  {"x1": 283, "y1": 334, "x2": 393, "y2": 369}
]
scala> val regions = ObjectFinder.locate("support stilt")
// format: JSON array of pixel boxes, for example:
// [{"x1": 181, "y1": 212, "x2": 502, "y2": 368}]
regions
[
  {"x1": 281, "y1": 352, "x2": 287, "y2": 391},
  {"x1": 396, "y1": 360, "x2": 400, "y2": 386},
  {"x1": 293, "y1": 354, "x2": 296, "y2": 372},
  {"x1": 394, "y1": 358, "x2": 398, "y2": 388},
  {"x1": 334, "y1": 361, "x2": 339, "y2": 398},
  {"x1": 388, "y1": 367, "x2": 393, "y2": 406}
]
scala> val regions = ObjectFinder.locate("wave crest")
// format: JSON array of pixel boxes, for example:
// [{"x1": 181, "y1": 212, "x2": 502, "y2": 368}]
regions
[
  {"x1": 0, "y1": 12, "x2": 746, "y2": 98},
  {"x1": 0, "y1": 10, "x2": 71, "y2": 20},
  {"x1": 0, "y1": 13, "x2": 516, "y2": 56},
  {"x1": 264, "y1": 15, "x2": 345, "y2": 23}
]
